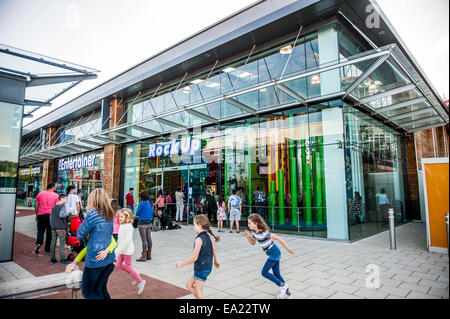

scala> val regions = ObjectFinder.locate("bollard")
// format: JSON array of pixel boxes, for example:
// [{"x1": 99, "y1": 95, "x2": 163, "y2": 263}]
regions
[
  {"x1": 72, "y1": 288, "x2": 79, "y2": 299},
  {"x1": 389, "y1": 208, "x2": 396, "y2": 250},
  {"x1": 446, "y1": 213, "x2": 449, "y2": 258}
]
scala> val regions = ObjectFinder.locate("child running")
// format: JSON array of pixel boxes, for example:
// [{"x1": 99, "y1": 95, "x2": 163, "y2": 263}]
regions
[
  {"x1": 115, "y1": 208, "x2": 146, "y2": 294},
  {"x1": 244, "y1": 214, "x2": 294, "y2": 299},
  {"x1": 176, "y1": 215, "x2": 220, "y2": 299}
]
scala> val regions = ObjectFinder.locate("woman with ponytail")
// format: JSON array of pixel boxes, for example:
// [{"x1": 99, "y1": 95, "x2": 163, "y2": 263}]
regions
[{"x1": 176, "y1": 214, "x2": 220, "y2": 299}]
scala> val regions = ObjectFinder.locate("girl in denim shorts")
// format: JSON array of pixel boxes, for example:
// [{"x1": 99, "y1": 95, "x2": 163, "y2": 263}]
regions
[
  {"x1": 245, "y1": 214, "x2": 295, "y2": 299},
  {"x1": 176, "y1": 214, "x2": 220, "y2": 299}
]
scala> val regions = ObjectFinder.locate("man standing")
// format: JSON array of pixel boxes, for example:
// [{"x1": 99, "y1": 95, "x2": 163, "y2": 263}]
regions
[
  {"x1": 34, "y1": 183, "x2": 58, "y2": 254},
  {"x1": 65, "y1": 185, "x2": 81, "y2": 216},
  {"x1": 253, "y1": 184, "x2": 267, "y2": 221},
  {"x1": 125, "y1": 187, "x2": 135, "y2": 212},
  {"x1": 228, "y1": 189, "x2": 242, "y2": 233},
  {"x1": 175, "y1": 188, "x2": 185, "y2": 222}
]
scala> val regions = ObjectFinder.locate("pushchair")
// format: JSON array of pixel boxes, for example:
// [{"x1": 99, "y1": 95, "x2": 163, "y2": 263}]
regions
[{"x1": 66, "y1": 215, "x2": 86, "y2": 262}]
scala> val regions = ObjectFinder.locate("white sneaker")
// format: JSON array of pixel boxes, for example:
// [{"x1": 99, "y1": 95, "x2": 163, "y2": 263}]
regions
[
  {"x1": 276, "y1": 283, "x2": 290, "y2": 299},
  {"x1": 137, "y1": 280, "x2": 146, "y2": 295}
]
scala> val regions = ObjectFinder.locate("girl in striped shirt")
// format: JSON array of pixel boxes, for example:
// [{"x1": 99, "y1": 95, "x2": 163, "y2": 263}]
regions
[{"x1": 245, "y1": 214, "x2": 294, "y2": 299}]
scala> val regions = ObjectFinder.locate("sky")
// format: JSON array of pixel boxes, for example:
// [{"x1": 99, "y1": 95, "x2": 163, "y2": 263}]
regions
[{"x1": 0, "y1": 0, "x2": 448, "y2": 127}]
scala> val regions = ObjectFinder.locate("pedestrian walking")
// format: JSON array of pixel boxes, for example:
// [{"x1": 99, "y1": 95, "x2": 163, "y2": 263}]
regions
[
  {"x1": 66, "y1": 185, "x2": 81, "y2": 216},
  {"x1": 71, "y1": 188, "x2": 116, "y2": 299},
  {"x1": 49, "y1": 193, "x2": 70, "y2": 265},
  {"x1": 125, "y1": 188, "x2": 135, "y2": 213},
  {"x1": 244, "y1": 214, "x2": 294, "y2": 299},
  {"x1": 110, "y1": 199, "x2": 121, "y2": 242},
  {"x1": 216, "y1": 196, "x2": 226, "y2": 232},
  {"x1": 227, "y1": 189, "x2": 242, "y2": 233},
  {"x1": 206, "y1": 191, "x2": 217, "y2": 225},
  {"x1": 176, "y1": 215, "x2": 220, "y2": 299},
  {"x1": 155, "y1": 190, "x2": 168, "y2": 229},
  {"x1": 115, "y1": 208, "x2": 146, "y2": 294},
  {"x1": 175, "y1": 188, "x2": 185, "y2": 222},
  {"x1": 375, "y1": 188, "x2": 389, "y2": 224},
  {"x1": 136, "y1": 190, "x2": 154, "y2": 262},
  {"x1": 34, "y1": 183, "x2": 59, "y2": 254}
]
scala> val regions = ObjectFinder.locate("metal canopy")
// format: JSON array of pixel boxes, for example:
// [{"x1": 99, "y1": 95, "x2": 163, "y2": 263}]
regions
[
  {"x1": 0, "y1": 43, "x2": 99, "y2": 118},
  {"x1": 19, "y1": 38, "x2": 448, "y2": 165}
]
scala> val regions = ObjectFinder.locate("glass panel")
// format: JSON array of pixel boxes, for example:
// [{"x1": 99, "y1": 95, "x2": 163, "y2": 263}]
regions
[
  {"x1": 343, "y1": 104, "x2": 406, "y2": 241},
  {"x1": 352, "y1": 58, "x2": 411, "y2": 99},
  {"x1": 381, "y1": 101, "x2": 430, "y2": 117},
  {"x1": 396, "y1": 110, "x2": 437, "y2": 125},
  {"x1": 0, "y1": 101, "x2": 23, "y2": 189},
  {"x1": 368, "y1": 88, "x2": 422, "y2": 110}
]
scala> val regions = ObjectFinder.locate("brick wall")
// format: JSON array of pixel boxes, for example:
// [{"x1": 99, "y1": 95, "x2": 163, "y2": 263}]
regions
[
  {"x1": 404, "y1": 124, "x2": 449, "y2": 221},
  {"x1": 42, "y1": 159, "x2": 54, "y2": 190},
  {"x1": 404, "y1": 133, "x2": 420, "y2": 220},
  {"x1": 102, "y1": 143, "x2": 121, "y2": 200}
]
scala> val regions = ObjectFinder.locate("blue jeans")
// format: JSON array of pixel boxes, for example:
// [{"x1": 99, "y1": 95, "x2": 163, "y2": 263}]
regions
[
  {"x1": 193, "y1": 269, "x2": 212, "y2": 282},
  {"x1": 127, "y1": 205, "x2": 134, "y2": 213},
  {"x1": 81, "y1": 263, "x2": 115, "y2": 299},
  {"x1": 261, "y1": 245, "x2": 284, "y2": 286}
]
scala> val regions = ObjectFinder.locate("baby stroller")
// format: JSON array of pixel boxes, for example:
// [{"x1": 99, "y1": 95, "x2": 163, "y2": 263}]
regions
[
  {"x1": 152, "y1": 211, "x2": 162, "y2": 232},
  {"x1": 66, "y1": 215, "x2": 86, "y2": 262}
]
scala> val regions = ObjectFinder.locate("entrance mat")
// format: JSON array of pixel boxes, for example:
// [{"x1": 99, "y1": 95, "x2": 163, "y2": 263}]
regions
[{"x1": 13, "y1": 231, "x2": 190, "y2": 299}]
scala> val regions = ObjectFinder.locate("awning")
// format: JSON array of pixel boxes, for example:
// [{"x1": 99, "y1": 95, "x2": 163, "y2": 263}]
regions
[
  {"x1": 19, "y1": 42, "x2": 448, "y2": 165},
  {"x1": 0, "y1": 43, "x2": 99, "y2": 118}
]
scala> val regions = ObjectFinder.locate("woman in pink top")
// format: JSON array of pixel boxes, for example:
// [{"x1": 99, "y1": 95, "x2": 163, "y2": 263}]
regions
[
  {"x1": 110, "y1": 199, "x2": 121, "y2": 241},
  {"x1": 154, "y1": 190, "x2": 165, "y2": 215}
]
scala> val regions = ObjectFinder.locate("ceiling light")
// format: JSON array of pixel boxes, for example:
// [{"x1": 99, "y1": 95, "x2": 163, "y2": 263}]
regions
[
  {"x1": 280, "y1": 45, "x2": 293, "y2": 55},
  {"x1": 260, "y1": 88, "x2": 267, "y2": 92},
  {"x1": 191, "y1": 79, "x2": 204, "y2": 85},
  {"x1": 368, "y1": 84, "x2": 378, "y2": 94},
  {"x1": 205, "y1": 82, "x2": 219, "y2": 88},
  {"x1": 223, "y1": 67, "x2": 236, "y2": 73},
  {"x1": 237, "y1": 71, "x2": 251, "y2": 78},
  {"x1": 311, "y1": 75, "x2": 320, "y2": 85}
]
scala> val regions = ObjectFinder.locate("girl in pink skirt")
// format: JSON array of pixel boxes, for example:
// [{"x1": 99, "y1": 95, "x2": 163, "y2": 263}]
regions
[{"x1": 115, "y1": 208, "x2": 146, "y2": 294}]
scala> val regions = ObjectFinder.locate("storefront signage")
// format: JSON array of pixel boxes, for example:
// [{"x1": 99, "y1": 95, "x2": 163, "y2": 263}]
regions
[
  {"x1": 19, "y1": 166, "x2": 41, "y2": 176},
  {"x1": 58, "y1": 154, "x2": 96, "y2": 171},
  {"x1": 147, "y1": 163, "x2": 207, "y2": 174},
  {"x1": 148, "y1": 137, "x2": 201, "y2": 158}
]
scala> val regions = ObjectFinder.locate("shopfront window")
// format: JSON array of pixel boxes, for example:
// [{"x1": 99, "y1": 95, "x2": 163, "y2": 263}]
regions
[
  {"x1": 16, "y1": 164, "x2": 43, "y2": 207},
  {"x1": 343, "y1": 105, "x2": 406, "y2": 240},
  {"x1": 123, "y1": 101, "x2": 353, "y2": 239},
  {"x1": 54, "y1": 151, "x2": 104, "y2": 210}
]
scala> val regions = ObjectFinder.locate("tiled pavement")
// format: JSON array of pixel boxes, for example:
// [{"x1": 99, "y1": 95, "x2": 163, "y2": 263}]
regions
[{"x1": 1, "y1": 207, "x2": 448, "y2": 299}]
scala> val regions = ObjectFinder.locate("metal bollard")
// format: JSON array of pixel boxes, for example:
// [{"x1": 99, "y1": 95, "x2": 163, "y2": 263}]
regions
[
  {"x1": 446, "y1": 213, "x2": 449, "y2": 258},
  {"x1": 389, "y1": 208, "x2": 396, "y2": 250}
]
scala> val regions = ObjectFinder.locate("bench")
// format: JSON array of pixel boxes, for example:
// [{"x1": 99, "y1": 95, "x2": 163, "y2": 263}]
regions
[{"x1": 0, "y1": 271, "x2": 82, "y2": 299}]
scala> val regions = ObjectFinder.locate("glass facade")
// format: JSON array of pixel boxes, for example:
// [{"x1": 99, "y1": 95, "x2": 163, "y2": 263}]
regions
[
  {"x1": 54, "y1": 150, "x2": 104, "y2": 210},
  {"x1": 16, "y1": 164, "x2": 43, "y2": 207},
  {"x1": 343, "y1": 105, "x2": 406, "y2": 240},
  {"x1": 120, "y1": 21, "x2": 410, "y2": 240}
]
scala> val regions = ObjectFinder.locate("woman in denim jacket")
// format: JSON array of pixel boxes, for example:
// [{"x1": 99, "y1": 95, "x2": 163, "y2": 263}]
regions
[{"x1": 76, "y1": 188, "x2": 116, "y2": 299}]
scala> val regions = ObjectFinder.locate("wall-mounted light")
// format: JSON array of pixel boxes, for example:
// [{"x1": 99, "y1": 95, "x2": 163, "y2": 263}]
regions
[
  {"x1": 190, "y1": 79, "x2": 204, "y2": 85},
  {"x1": 223, "y1": 67, "x2": 236, "y2": 73},
  {"x1": 280, "y1": 45, "x2": 293, "y2": 55},
  {"x1": 311, "y1": 74, "x2": 320, "y2": 85}
]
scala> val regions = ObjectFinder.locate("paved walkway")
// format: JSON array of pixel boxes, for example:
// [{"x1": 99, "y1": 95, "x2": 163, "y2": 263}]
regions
[{"x1": 1, "y1": 207, "x2": 448, "y2": 299}]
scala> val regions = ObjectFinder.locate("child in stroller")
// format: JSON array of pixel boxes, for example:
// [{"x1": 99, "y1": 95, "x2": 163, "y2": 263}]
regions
[{"x1": 66, "y1": 214, "x2": 86, "y2": 262}]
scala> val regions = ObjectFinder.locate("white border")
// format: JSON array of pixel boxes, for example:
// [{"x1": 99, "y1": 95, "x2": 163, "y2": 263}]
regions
[{"x1": 421, "y1": 157, "x2": 449, "y2": 253}]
